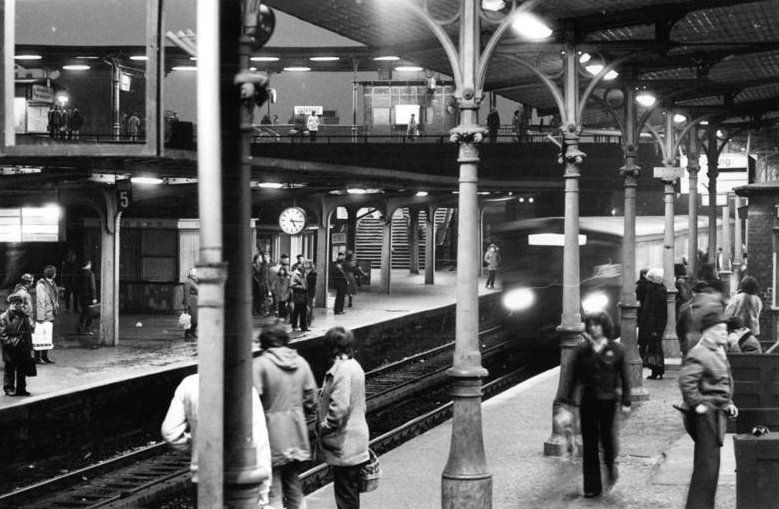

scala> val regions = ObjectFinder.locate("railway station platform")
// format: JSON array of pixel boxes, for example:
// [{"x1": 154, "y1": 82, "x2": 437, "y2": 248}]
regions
[
  {"x1": 0, "y1": 269, "x2": 496, "y2": 411},
  {"x1": 307, "y1": 365, "x2": 736, "y2": 509}
]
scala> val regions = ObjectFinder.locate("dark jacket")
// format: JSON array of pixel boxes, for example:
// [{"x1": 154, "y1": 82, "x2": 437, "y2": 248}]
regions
[
  {"x1": 679, "y1": 339, "x2": 733, "y2": 410},
  {"x1": 636, "y1": 276, "x2": 649, "y2": 320},
  {"x1": 638, "y1": 282, "x2": 667, "y2": 345},
  {"x1": 676, "y1": 293, "x2": 723, "y2": 355},
  {"x1": 253, "y1": 262, "x2": 271, "y2": 293},
  {"x1": 306, "y1": 270, "x2": 317, "y2": 299},
  {"x1": 727, "y1": 328, "x2": 762, "y2": 354},
  {"x1": 76, "y1": 268, "x2": 96, "y2": 301},
  {"x1": 563, "y1": 338, "x2": 631, "y2": 408},
  {"x1": 12, "y1": 284, "x2": 33, "y2": 317},
  {"x1": 0, "y1": 309, "x2": 34, "y2": 364},
  {"x1": 332, "y1": 262, "x2": 348, "y2": 288},
  {"x1": 290, "y1": 270, "x2": 307, "y2": 303},
  {"x1": 253, "y1": 346, "x2": 318, "y2": 466}
]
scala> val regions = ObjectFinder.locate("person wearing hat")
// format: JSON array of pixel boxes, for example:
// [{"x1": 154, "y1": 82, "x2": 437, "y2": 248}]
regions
[
  {"x1": 1, "y1": 293, "x2": 36, "y2": 396},
  {"x1": 678, "y1": 307, "x2": 738, "y2": 509},
  {"x1": 12, "y1": 273, "x2": 35, "y2": 317}
]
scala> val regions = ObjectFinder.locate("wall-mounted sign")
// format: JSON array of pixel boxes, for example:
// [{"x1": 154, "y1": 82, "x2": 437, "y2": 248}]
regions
[
  {"x1": 653, "y1": 166, "x2": 684, "y2": 181},
  {"x1": 116, "y1": 179, "x2": 133, "y2": 211},
  {"x1": 120, "y1": 73, "x2": 132, "y2": 92},
  {"x1": 0, "y1": 207, "x2": 61, "y2": 243},
  {"x1": 332, "y1": 233, "x2": 347, "y2": 244},
  {"x1": 293, "y1": 106, "x2": 323, "y2": 116},
  {"x1": 30, "y1": 84, "x2": 54, "y2": 103}
]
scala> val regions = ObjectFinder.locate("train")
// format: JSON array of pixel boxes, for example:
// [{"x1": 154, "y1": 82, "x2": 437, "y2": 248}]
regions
[{"x1": 490, "y1": 215, "x2": 721, "y2": 338}]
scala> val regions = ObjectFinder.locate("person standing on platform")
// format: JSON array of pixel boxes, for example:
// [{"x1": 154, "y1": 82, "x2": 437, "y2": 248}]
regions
[
  {"x1": 512, "y1": 108, "x2": 525, "y2": 142},
  {"x1": 635, "y1": 268, "x2": 649, "y2": 321},
  {"x1": 725, "y1": 317, "x2": 762, "y2": 354},
  {"x1": 291, "y1": 254, "x2": 305, "y2": 273},
  {"x1": 484, "y1": 243, "x2": 500, "y2": 289},
  {"x1": 343, "y1": 252, "x2": 366, "y2": 309},
  {"x1": 253, "y1": 322, "x2": 318, "y2": 509},
  {"x1": 34, "y1": 265, "x2": 58, "y2": 364},
  {"x1": 60, "y1": 250, "x2": 79, "y2": 313},
  {"x1": 675, "y1": 263, "x2": 693, "y2": 316},
  {"x1": 76, "y1": 260, "x2": 97, "y2": 334},
  {"x1": 316, "y1": 327, "x2": 370, "y2": 509},
  {"x1": 332, "y1": 253, "x2": 348, "y2": 315},
  {"x1": 724, "y1": 275, "x2": 763, "y2": 339},
  {"x1": 562, "y1": 311, "x2": 631, "y2": 498},
  {"x1": 162, "y1": 373, "x2": 271, "y2": 505},
  {"x1": 677, "y1": 283, "x2": 724, "y2": 357},
  {"x1": 182, "y1": 268, "x2": 198, "y2": 341},
  {"x1": 48, "y1": 105, "x2": 62, "y2": 138},
  {"x1": 678, "y1": 308, "x2": 737, "y2": 509},
  {"x1": 289, "y1": 265, "x2": 309, "y2": 333},
  {"x1": 1, "y1": 293, "x2": 36, "y2": 396},
  {"x1": 127, "y1": 112, "x2": 141, "y2": 142},
  {"x1": 307, "y1": 112, "x2": 319, "y2": 142},
  {"x1": 487, "y1": 107, "x2": 500, "y2": 144},
  {"x1": 407, "y1": 113, "x2": 418, "y2": 141},
  {"x1": 253, "y1": 253, "x2": 271, "y2": 317},
  {"x1": 638, "y1": 268, "x2": 666, "y2": 379},
  {"x1": 305, "y1": 259, "x2": 317, "y2": 328},
  {"x1": 273, "y1": 266, "x2": 292, "y2": 321},
  {"x1": 12, "y1": 273, "x2": 35, "y2": 318},
  {"x1": 69, "y1": 109, "x2": 83, "y2": 140}
]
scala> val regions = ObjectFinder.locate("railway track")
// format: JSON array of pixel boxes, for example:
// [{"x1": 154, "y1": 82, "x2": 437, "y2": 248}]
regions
[{"x1": 0, "y1": 325, "x2": 531, "y2": 509}]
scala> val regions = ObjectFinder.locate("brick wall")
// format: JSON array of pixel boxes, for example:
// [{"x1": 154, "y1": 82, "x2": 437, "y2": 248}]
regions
[{"x1": 745, "y1": 195, "x2": 776, "y2": 343}]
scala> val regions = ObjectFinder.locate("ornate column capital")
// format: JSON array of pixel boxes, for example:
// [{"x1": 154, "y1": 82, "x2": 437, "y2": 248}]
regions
[{"x1": 450, "y1": 125, "x2": 486, "y2": 164}]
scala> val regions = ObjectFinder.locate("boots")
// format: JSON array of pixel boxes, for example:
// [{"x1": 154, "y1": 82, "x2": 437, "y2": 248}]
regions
[{"x1": 348, "y1": 295, "x2": 353, "y2": 308}]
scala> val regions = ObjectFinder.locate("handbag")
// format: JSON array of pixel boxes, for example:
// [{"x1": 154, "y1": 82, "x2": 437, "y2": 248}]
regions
[
  {"x1": 178, "y1": 312, "x2": 192, "y2": 330},
  {"x1": 358, "y1": 448, "x2": 381, "y2": 493}
]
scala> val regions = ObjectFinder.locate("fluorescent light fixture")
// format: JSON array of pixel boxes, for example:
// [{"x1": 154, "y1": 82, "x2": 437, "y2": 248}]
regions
[
  {"x1": 249, "y1": 67, "x2": 257, "y2": 71},
  {"x1": 256, "y1": 182, "x2": 284, "y2": 189},
  {"x1": 511, "y1": 13, "x2": 553, "y2": 40},
  {"x1": 131, "y1": 176, "x2": 164, "y2": 185},
  {"x1": 585, "y1": 63, "x2": 604, "y2": 75},
  {"x1": 700, "y1": 120, "x2": 709, "y2": 126},
  {"x1": 284, "y1": 66, "x2": 311, "y2": 72},
  {"x1": 528, "y1": 197, "x2": 535, "y2": 203},
  {"x1": 528, "y1": 233, "x2": 587, "y2": 246},
  {"x1": 502, "y1": 287, "x2": 535, "y2": 312},
  {"x1": 415, "y1": 191, "x2": 429, "y2": 197},
  {"x1": 481, "y1": 0, "x2": 506, "y2": 11},
  {"x1": 395, "y1": 66, "x2": 423, "y2": 72},
  {"x1": 251, "y1": 56, "x2": 280, "y2": 62},
  {"x1": 373, "y1": 56, "x2": 400, "y2": 62},
  {"x1": 76, "y1": 56, "x2": 99, "y2": 59},
  {"x1": 63, "y1": 64, "x2": 90, "y2": 71},
  {"x1": 477, "y1": 191, "x2": 491, "y2": 195},
  {"x1": 172, "y1": 66, "x2": 198, "y2": 71},
  {"x1": 189, "y1": 56, "x2": 198, "y2": 61},
  {"x1": 129, "y1": 55, "x2": 148, "y2": 61},
  {"x1": 15, "y1": 54, "x2": 42, "y2": 60},
  {"x1": 347, "y1": 187, "x2": 368, "y2": 195},
  {"x1": 578, "y1": 53, "x2": 591, "y2": 64},
  {"x1": 310, "y1": 56, "x2": 339, "y2": 62},
  {"x1": 636, "y1": 91, "x2": 656, "y2": 107},
  {"x1": 673, "y1": 113, "x2": 687, "y2": 123},
  {"x1": 603, "y1": 70, "x2": 619, "y2": 80},
  {"x1": 518, "y1": 197, "x2": 525, "y2": 203}
]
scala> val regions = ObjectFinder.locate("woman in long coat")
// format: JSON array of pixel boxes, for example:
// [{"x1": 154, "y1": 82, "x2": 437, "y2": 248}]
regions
[
  {"x1": 342, "y1": 252, "x2": 366, "y2": 308},
  {"x1": 638, "y1": 268, "x2": 667, "y2": 379},
  {"x1": 725, "y1": 275, "x2": 763, "y2": 338},
  {"x1": 34, "y1": 265, "x2": 59, "y2": 363}
]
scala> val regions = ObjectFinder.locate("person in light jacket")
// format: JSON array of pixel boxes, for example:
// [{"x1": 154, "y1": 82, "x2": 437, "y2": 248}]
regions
[
  {"x1": 254, "y1": 322, "x2": 318, "y2": 509},
  {"x1": 724, "y1": 275, "x2": 763, "y2": 338},
  {"x1": 182, "y1": 268, "x2": 199, "y2": 341},
  {"x1": 307, "y1": 112, "x2": 319, "y2": 142},
  {"x1": 34, "y1": 265, "x2": 58, "y2": 364},
  {"x1": 484, "y1": 243, "x2": 500, "y2": 289},
  {"x1": 316, "y1": 326, "x2": 370, "y2": 509},
  {"x1": 161, "y1": 373, "x2": 271, "y2": 504},
  {"x1": 273, "y1": 266, "x2": 292, "y2": 321}
]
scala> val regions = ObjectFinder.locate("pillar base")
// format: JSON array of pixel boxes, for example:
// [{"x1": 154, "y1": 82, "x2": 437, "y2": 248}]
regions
[
  {"x1": 661, "y1": 337, "x2": 681, "y2": 359},
  {"x1": 442, "y1": 474, "x2": 492, "y2": 509},
  {"x1": 631, "y1": 385, "x2": 650, "y2": 402}
]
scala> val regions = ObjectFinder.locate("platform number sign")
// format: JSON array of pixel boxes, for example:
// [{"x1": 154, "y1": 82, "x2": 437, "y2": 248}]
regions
[{"x1": 116, "y1": 179, "x2": 133, "y2": 211}]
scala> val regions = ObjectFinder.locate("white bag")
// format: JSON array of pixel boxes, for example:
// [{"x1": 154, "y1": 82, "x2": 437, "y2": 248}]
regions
[{"x1": 178, "y1": 312, "x2": 192, "y2": 330}]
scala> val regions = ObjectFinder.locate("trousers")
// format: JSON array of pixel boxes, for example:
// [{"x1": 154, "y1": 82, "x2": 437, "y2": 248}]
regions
[
  {"x1": 3, "y1": 362, "x2": 26, "y2": 393},
  {"x1": 580, "y1": 400, "x2": 618, "y2": 495},
  {"x1": 269, "y1": 462, "x2": 306, "y2": 509},
  {"x1": 332, "y1": 464, "x2": 361, "y2": 509},
  {"x1": 686, "y1": 411, "x2": 723, "y2": 509}
]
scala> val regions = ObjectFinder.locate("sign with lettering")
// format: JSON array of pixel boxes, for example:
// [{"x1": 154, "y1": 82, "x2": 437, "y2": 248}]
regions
[
  {"x1": 30, "y1": 84, "x2": 54, "y2": 103},
  {"x1": 116, "y1": 179, "x2": 133, "y2": 211},
  {"x1": 293, "y1": 105, "x2": 323, "y2": 116},
  {"x1": 653, "y1": 166, "x2": 684, "y2": 181},
  {"x1": 120, "y1": 73, "x2": 132, "y2": 92}
]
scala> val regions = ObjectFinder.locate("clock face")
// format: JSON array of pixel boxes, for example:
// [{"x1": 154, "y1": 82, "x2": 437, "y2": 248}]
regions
[{"x1": 279, "y1": 207, "x2": 307, "y2": 235}]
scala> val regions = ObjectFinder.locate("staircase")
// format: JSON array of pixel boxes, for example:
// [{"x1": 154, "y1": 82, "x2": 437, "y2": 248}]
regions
[{"x1": 354, "y1": 208, "x2": 452, "y2": 270}]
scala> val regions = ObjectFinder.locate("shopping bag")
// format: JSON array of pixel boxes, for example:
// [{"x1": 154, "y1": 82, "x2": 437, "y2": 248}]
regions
[
  {"x1": 178, "y1": 312, "x2": 192, "y2": 330},
  {"x1": 358, "y1": 448, "x2": 381, "y2": 493}
]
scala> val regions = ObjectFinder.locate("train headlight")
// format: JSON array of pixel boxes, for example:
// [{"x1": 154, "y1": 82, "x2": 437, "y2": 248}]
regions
[
  {"x1": 503, "y1": 287, "x2": 535, "y2": 312},
  {"x1": 582, "y1": 292, "x2": 609, "y2": 314}
]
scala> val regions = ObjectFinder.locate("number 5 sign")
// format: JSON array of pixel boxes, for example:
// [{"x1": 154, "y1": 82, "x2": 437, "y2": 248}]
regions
[{"x1": 116, "y1": 179, "x2": 133, "y2": 211}]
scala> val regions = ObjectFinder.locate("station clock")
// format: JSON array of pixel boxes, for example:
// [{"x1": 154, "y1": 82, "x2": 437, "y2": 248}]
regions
[{"x1": 278, "y1": 207, "x2": 307, "y2": 235}]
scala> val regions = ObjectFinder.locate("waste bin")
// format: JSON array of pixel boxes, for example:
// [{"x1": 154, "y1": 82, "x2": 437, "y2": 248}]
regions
[{"x1": 734, "y1": 432, "x2": 779, "y2": 508}]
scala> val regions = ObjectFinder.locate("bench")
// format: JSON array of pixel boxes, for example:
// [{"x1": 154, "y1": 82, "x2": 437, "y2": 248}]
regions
[{"x1": 728, "y1": 353, "x2": 779, "y2": 433}]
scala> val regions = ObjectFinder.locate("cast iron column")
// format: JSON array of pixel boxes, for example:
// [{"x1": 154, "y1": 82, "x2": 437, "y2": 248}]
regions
[
  {"x1": 722, "y1": 196, "x2": 734, "y2": 296},
  {"x1": 425, "y1": 205, "x2": 436, "y2": 285},
  {"x1": 223, "y1": 0, "x2": 261, "y2": 506},
  {"x1": 733, "y1": 194, "x2": 743, "y2": 280},
  {"x1": 441, "y1": 0, "x2": 490, "y2": 506},
  {"x1": 661, "y1": 112, "x2": 679, "y2": 358},
  {"x1": 687, "y1": 126, "x2": 700, "y2": 279},
  {"x1": 409, "y1": 207, "x2": 421, "y2": 275},
  {"x1": 545, "y1": 47, "x2": 585, "y2": 456},
  {"x1": 706, "y1": 127, "x2": 719, "y2": 264},
  {"x1": 619, "y1": 88, "x2": 648, "y2": 401}
]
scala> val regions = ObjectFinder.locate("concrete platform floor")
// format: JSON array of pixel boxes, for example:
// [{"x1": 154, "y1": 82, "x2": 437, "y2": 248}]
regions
[
  {"x1": 307, "y1": 365, "x2": 736, "y2": 509},
  {"x1": 0, "y1": 269, "x2": 497, "y2": 410}
]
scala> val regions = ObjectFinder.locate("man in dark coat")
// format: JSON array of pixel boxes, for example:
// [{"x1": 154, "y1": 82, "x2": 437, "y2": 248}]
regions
[
  {"x1": 76, "y1": 260, "x2": 97, "y2": 334},
  {"x1": 1, "y1": 293, "x2": 35, "y2": 396},
  {"x1": 638, "y1": 268, "x2": 667, "y2": 379},
  {"x1": 332, "y1": 253, "x2": 348, "y2": 315},
  {"x1": 487, "y1": 107, "x2": 500, "y2": 144},
  {"x1": 183, "y1": 268, "x2": 199, "y2": 340}
]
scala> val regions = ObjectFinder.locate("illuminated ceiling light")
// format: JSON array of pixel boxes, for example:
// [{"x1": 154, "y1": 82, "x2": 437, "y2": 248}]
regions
[
  {"x1": 249, "y1": 67, "x2": 257, "y2": 71},
  {"x1": 62, "y1": 64, "x2": 90, "y2": 71},
  {"x1": 578, "y1": 53, "x2": 591, "y2": 64},
  {"x1": 481, "y1": 0, "x2": 506, "y2": 11},
  {"x1": 76, "y1": 56, "x2": 99, "y2": 59},
  {"x1": 15, "y1": 54, "x2": 42, "y2": 60},
  {"x1": 251, "y1": 56, "x2": 280, "y2": 62},
  {"x1": 129, "y1": 55, "x2": 148, "y2": 61},
  {"x1": 310, "y1": 56, "x2": 339, "y2": 62},
  {"x1": 635, "y1": 91, "x2": 656, "y2": 107},
  {"x1": 700, "y1": 120, "x2": 709, "y2": 126},
  {"x1": 373, "y1": 55, "x2": 400, "y2": 61},
  {"x1": 511, "y1": 13, "x2": 553, "y2": 40},
  {"x1": 256, "y1": 182, "x2": 284, "y2": 189},
  {"x1": 189, "y1": 56, "x2": 198, "y2": 61},
  {"x1": 673, "y1": 113, "x2": 687, "y2": 123},
  {"x1": 603, "y1": 69, "x2": 619, "y2": 80},
  {"x1": 477, "y1": 191, "x2": 491, "y2": 195},
  {"x1": 131, "y1": 176, "x2": 164, "y2": 185},
  {"x1": 585, "y1": 63, "x2": 604, "y2": 75},
  {"x1": 528, "y1": 197, "x2": 535, "y2": 203},
  {"x1": 415, "y1": 191, "x2": 429, "y2": 197},
  {"x1": 284, "y1": 66, "x2": 311, "y2": 72},
  {"x1": 347, "y1": 187, "x2": 368, "y2": 195},
  {"x1": 519, "y1": 197, "x2": 525, "y2": 202},
  {"x1": 172, "y1": 66, "x2": 198, "y2": 71},
  {"x1": 395, "y1": 66, "x2": 423, "y2": 72}
]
